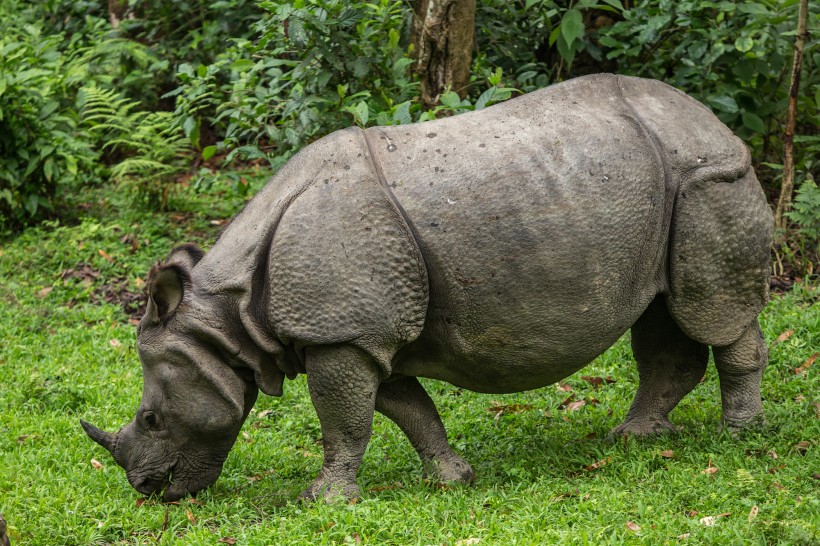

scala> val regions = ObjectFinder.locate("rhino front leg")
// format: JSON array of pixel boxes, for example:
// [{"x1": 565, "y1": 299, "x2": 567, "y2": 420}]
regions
[
  {"x1": 376, "y1": 377, "x2": 474, "y2": 484},
  {"x1": 713, "y1": 319, "x2": 767, "y2": 432},
  {"x1": 301, "y1": 344, "x2": 380, "y2": 501}
]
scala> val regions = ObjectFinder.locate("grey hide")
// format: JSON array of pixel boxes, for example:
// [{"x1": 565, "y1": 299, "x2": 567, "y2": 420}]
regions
[{"x1": 83, "y1": 74, "x2": 773, "y2": 501}]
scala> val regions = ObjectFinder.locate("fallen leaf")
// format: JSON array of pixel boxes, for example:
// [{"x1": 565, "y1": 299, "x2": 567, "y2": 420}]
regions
[
  {"x1": 242, "y1": 432, "x2": 252, "y2": 443},
  {"x1": 771, "y1": 482, "x2": 786, "y2": 491},
  {"x1": 135, "y1": 498, "x2": 148, "y2": 507},
  {"x1": 748, "y1": 505, "x2": 759, "y2": 522},
  {"x1": 556, "y1": 383, "x2": 573, "y2": 392},
  {"x1": 793, "y1": 352, "x2": 818, "y2": 375},
  {"x1": 217, "y1": 538, "x2": 237, "y2": 545},
  {"x1": 109, "y1": 338, "x2": 122, "y2": 348},
  {"x1": 660, "y1": 450, "x2": 675, "y2": 459},
  {"x1": 91, "y1": 458, "x2": 104, "y2": 470},
  {"x1": 455, "y1": 538, "x2": 481, "y2": 546},
  {"x1": 771, "y1": 329, "x2": 794, "y2": 347},
  {"x1": 36, "y1": 286, "x2": 53, "y2": 298},
  {"x1": 699, "y1": 513, "x2": 730, "y2": 526},
  {"x1": 487, "y1": 403, "x2": 534, "y2": 420},
  {"x1": 98, "y1": 249, "x2": 115, "y2": 263},
  {"x1": 795, "y1": 394, "x2": 806, "y2": 401},
  {"x1": 581, "y1": 375, "x2": 616, "y2": 387},
  {"x1": 585, "y1": 456, "x2": 612, "y2": 471},
  {"x1": 625, "y1": 521, "x2": 641, "y2": 533},
  {"x1": 557, "y1": 394, "x2": 576, "y2": 409},
  {"x1": 814, "y1": 402, "x2": 820, "y2": 419},
  {"x1": 793, "y1": 441, "x2": 810, "y2": 455},
  {"x1": 677, "y1": 533, "x2": 690, "y2": 540},
  {"x1": 565, "y1": 400, "x2": 586, "y2": 412},
  {"x1": 17, "y1": 434, "x2": 36, "y2": 443},
  {"x1": 702, "y1": 459, "x2": 718, "y2": 476},
  {"x1": 257, "y1": 409, "x2": 274, "y2": 419},
  {"x1": 188, "y1": 498, "x2": 204, "y2": 506},
  {"x1": 685, "y1": 510, "x2": 699, "y2": 517},
  {"x1": 586, "y1": 397, "x2": 600, "y2": 406},
  {"x1": 185, "y1": 509, "x2": 196, "y2": 524},
  {"x1": 812, "y1": 473, "x2": 820, "y2": 480}
]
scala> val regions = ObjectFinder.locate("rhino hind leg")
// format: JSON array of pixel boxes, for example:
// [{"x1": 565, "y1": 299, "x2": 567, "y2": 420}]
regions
[
  {"x1": 375, "y1": 377, "x2": 474, "y2": 485},
  {"x1": 713, "y1": 319, "x2": 767, "y2": 432},
  {"x1": 301, "y1": 344, "x2": 381, "y2": 502},
  {"x1": 610, "y1": 296, "x2": 709, "y2": 437}
]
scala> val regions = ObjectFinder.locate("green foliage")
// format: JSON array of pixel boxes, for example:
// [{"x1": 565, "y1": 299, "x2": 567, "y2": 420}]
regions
[
  {"x1": 80, "y1": 86, "x2": 191, "y2": 210},
  {"x1": 0, "y1": 15, "x2": 97, "y2": 230},
  {"x1": 175, "y1": 0, "x2": 416, "y2": 165}
]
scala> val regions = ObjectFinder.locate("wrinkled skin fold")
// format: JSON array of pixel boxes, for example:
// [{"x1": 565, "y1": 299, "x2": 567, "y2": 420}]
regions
[{"x1": 83, "y1": 74, "x2": 773, "y2": 501}]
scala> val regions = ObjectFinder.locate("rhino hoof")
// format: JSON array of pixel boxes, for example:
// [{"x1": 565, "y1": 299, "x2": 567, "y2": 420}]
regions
[
  {"x1": 298, "y1": 479, "x2": 360, "y2": 503},
  {"x1": 608, "y1": 417, "x2": 678, "y2": 439},
  {"x1": 422, "y1": 454, "x2": 475, "y2": 485},
  {"x1": 718, "y1": 414, "x2": 768, "y2": 436}
]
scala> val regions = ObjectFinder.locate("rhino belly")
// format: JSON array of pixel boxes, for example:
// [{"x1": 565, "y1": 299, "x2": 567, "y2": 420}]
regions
[{"x1": 373, "y1": 75, "x2": 669, "y2": 392}]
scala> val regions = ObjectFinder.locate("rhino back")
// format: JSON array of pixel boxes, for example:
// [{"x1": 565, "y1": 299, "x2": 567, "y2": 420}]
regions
[{"x1": 371, "y1": 74, "x2": 670, "y2": 392}]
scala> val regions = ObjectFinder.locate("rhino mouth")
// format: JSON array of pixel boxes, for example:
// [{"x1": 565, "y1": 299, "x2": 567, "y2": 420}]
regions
[{"x1": 129, "y1": 458, "x2": 177, "y2": 499}]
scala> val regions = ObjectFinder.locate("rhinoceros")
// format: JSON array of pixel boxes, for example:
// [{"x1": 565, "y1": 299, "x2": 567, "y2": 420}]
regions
[{"x1": 82, "y1": 74, "x2": 773, "y2": 501}]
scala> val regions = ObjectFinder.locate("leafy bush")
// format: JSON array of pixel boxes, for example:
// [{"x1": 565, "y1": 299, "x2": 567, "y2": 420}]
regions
[
  {"x1": 0, "y1": 19, "x2": 98, "y2": 230},
  {"x1": 80, "y1": 86, "x2": 191, "y2": 210}
]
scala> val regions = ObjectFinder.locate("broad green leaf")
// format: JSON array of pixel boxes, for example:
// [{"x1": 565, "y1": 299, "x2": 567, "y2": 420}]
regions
[
  {"x1": 560, "y1": 9, "x2": 584, "y2": 49},
  {"x1": 439, "y1": 91, "x2": 462, "y2": 109},
  {"x1": 742, "y1": 111, "x2": 766, "y2": 133},
  {"x1": 707, "y1": 95, "x2": 739, "y2": 113},
  {"x1": 230, "y1": 59, "x2": 254, "y2": 71},
  {"x1": 735, "y1": 36, "x2": 754, "y2": 53},
  {"x1": 737, "y1": 3, "x2": 770, "y2": 15},
  {"x1": 202, "y1": 145, "x2": 217, "y2": 161},
  {"x1": 601, "y1": 0, "x2": 624, "y2": 10},
  {"x1": 392, "y1": 101, "x2": 412, "y2": 125}
]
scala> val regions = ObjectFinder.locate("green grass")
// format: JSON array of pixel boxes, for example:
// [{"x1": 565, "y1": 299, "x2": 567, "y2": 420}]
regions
[{"x1": 1, "y1": 177, "x2": 818, "y2": 545}]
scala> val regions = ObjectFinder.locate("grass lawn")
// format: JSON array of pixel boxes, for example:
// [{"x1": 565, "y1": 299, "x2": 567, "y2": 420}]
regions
[{"x1": 0, "y1": 174, "x2": 818, "y2": 545}]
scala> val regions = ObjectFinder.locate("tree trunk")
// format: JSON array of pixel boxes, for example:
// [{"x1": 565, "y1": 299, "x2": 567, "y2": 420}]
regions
[
  {"x1": 108, "y1": 0, "x2": 129, "y2": 28},
  {"x1": 411, "y1": 0, "x2": 476, "y2": 110},
  {"x1": 774, "y1": 0, "x2": 809, "y2": 231}
]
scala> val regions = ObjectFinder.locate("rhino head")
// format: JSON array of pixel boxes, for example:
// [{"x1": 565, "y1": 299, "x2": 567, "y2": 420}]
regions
[{"x1": 81, "y1": 244, "x2": 278, "y2": 500}]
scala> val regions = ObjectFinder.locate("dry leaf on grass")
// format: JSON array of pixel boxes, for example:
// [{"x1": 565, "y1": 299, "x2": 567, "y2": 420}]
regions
[
  {"x1": 580, "y1": 375, "x2": 616, "y2": 387},
  {"x1": 91, "y1": 458, "x2": 103, "y2": 470},
  {"x1": 748, "y1": 505, "x2": 759, "y2": 522},
  {"x1": 98, "y1": 249, "x2": 115, "y2": 263},
  {"x1": 565, "y1": 400, "x2": 586, "y2": 412},
  {"x1": 585, "y1": 456, "x2": 612, "y2": 471},
  {"x1": 625, "y1": 521, "x2": 641, "y2": 533},
  {"x1": 556, "y1": 383, "x2": 573, "y2": 392},
  {"x1": 660, "y1": 450, "x2": 675, "y2": 458},
  {"x1": 771, "y1": 329, "x2": 794, "y2": 347},
  {"x1": 109, "y1": 338, "x2": 122, "y2": 348},
  {"x1": 487, "y1": 403, "x2": 534, "y2": 420},
  {"x1": 702, "y1": 460, "x2": 718, "y2": 476},
  {"x1": 217, "y1": 538, "x2": 237, "y2": 545},
  {"x1": 36, "y1": 286, "x2": 53, "y2": 298},
  {"x1": 793, "y1": 353, "x2": 818, "y2": 375},
  {"x1": 794, "y1": 441, "x2": 810, "y2": 455},
  {"x1": 677, "y1": 533, "x2": 690, "y2": 540},
  {"x1": 699, "y1": 513, "x2": 730, "y2": 526},
  {"x1": 257, "y1": 409, "x2": 274, "y2": 419},
  {"x1": 455, "y1": 538, "x2": 481, "y2": 546},
  {"x1": 185, "y1": 509, "x2": 196, "y2": 525}
]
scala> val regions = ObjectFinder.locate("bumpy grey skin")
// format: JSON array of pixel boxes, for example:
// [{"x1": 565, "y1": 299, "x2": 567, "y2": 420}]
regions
[{"x1": 82, "y1": 74, "x2": 773, "y2": 501}]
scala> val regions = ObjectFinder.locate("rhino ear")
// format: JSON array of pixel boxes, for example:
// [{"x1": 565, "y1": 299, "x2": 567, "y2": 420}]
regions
[{"x1": 144, "y1": 245, "x2": 203, "y2": 324}]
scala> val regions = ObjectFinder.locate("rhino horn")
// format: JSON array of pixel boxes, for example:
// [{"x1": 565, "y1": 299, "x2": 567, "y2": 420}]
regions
[{"x1": 81, "y1": 420, "x2": 118, "y2": 456}]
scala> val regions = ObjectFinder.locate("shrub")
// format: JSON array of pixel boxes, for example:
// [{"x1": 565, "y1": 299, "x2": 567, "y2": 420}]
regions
[{"x1": 0, "y1": 19, "x2": 98, "y2": 230}]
